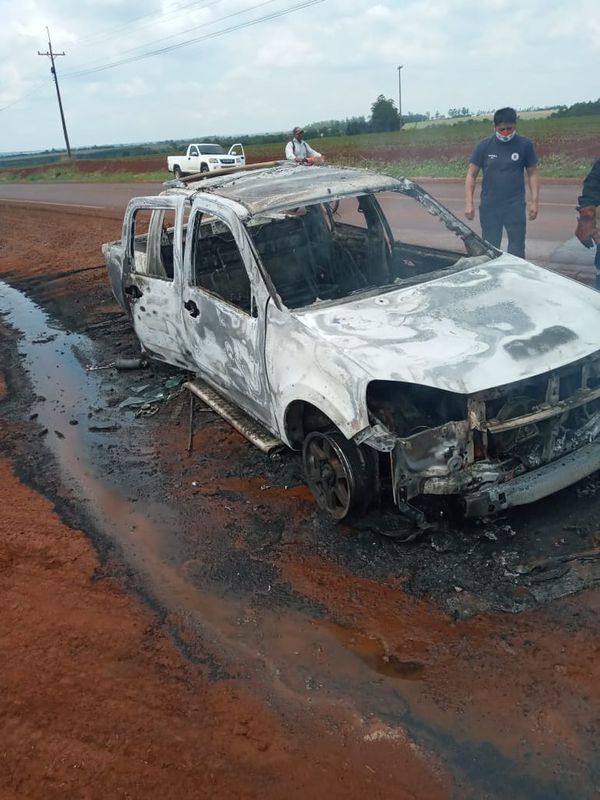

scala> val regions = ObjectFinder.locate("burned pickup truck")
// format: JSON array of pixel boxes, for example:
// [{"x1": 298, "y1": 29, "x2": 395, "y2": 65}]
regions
[{"x1": 103, "y1": 164, "x2": 600, "y2": 522}]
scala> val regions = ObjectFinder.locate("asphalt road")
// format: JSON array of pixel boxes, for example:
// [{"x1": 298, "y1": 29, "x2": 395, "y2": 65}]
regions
[{"x1": 0, "y1": 178, "x2": 594, "y2": 270}]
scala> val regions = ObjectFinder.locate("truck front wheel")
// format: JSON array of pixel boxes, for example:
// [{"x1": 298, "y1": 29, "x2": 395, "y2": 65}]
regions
[
  {"x1": 200, "y1": 163, "x2": 210, "y2": 173},
  {"x1": 302, "y1": 430, "x2": 375, "y2": 520}
]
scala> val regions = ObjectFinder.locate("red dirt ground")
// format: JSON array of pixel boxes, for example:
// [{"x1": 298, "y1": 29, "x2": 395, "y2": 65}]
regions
[
  {"x1": 0, "y1": 445, "x2": 453, "y2": 800},
  {"x1": 2, "y1": 198, "x2": 600, "y2": 799},
  {"x1": 0, "y1": 204, "x2": 449, "y2": 800}
]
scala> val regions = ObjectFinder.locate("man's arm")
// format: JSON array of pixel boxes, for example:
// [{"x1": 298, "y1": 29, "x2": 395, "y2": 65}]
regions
[
  {"x1": 305, "y1": 142, "x2": 322, "y2": 158},
  {"x1": 578, "y1": 159, "x2": 600, "y2": 207},
  {"x1": 464, "y1": 163, "x2": 479, "y2": 220},
  {"x1": 285, "y1": 141, "x2": 297, "y2": 160},
  {"x1": 526, "y1": 166, "x2": 540, "y2": 221},
  {"x1": 576, "y1": 160, "x2": 600, "y2": 247}
]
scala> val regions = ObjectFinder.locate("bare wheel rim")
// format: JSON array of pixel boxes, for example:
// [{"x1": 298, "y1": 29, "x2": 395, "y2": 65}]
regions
[{"x1": 303, "y1": 432, "x2": 358, "y2": 519}]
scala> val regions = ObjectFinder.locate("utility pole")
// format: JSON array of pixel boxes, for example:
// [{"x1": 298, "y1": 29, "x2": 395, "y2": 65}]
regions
[
  {"x1": 397, "y1": 65, "x2": 403, "y2": 130},
  {"x1": 38, "y1": 27, "x2": 72, "y2": 159}
]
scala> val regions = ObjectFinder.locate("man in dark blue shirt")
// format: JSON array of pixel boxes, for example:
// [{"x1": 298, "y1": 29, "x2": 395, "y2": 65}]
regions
[{"x1": 464, "y1": 107, "x2": 540, "y2": 258}]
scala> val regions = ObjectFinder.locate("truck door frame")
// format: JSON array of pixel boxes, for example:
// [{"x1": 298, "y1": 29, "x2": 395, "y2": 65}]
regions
[
  {"x1": 121, "y1": 194, "x2": 194, "y2": 369},
  {"x1": 182, "y1": 196, "x2": 276, "y2": 428}
]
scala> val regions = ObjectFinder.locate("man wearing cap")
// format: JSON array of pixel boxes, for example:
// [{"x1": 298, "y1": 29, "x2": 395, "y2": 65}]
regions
[
  {"x1": 464, "y1": 107, "x2": 540, "y2": 258},
  {"x1": 574, "y1": 158, "x2": 600, "y2": 289},
  {"x1": 285, "y1": 127, "x2": 324, "y2": 165}
]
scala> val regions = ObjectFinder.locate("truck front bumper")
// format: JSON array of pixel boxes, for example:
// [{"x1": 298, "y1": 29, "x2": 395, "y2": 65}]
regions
[{"x1": 462, "y1": 440, "x2": 600, "y2": 517}]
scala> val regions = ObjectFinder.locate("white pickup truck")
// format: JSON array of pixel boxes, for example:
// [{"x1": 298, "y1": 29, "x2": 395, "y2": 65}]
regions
[{"x1": 166, "y1": 143, "x2": 245, "y2": 178}]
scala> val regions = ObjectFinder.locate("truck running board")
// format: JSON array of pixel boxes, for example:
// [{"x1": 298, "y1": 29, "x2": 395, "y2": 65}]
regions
[{"x1": 184, "y1": 379, "x2": 283, "y2": 454}]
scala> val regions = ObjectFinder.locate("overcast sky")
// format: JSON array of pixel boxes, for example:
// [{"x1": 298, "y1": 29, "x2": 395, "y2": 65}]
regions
[{"x1": 1, "y1": 0, "x2": 598, "y2": 153}]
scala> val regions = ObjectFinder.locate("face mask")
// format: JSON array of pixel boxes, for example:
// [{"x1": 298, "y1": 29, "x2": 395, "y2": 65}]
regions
[{"x1": 496, "y1": 130, "x2": 516, "y2": 143}]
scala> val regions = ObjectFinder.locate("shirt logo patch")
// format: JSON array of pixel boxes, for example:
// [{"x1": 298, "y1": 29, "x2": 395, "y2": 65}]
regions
[
  {"x1": 487, "y1": 154, "x2": 498, "y2": 159},
  {"x1": 511, "y1": 152, "x2": 520, "y2": 161}
]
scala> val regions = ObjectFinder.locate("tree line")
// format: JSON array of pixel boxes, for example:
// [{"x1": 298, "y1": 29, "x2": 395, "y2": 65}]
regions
[{"x1": 552, "y1": 98, "x2": 600, "y2": 118}]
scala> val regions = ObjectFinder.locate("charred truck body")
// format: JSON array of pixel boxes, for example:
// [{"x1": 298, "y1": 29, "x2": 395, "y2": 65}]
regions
[{"x1": 103, "y1": 165, "x2": 600, "y2": 522}]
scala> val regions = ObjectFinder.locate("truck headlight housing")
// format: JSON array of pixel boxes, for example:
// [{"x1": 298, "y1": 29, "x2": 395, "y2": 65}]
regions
[{"x1": 366, "y1": 381, "x2": 467, "y2": 437}]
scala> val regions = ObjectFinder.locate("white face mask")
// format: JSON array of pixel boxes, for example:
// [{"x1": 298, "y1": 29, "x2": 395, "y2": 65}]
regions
[{"x1": 495, "y1": 130, "x2": 516, "y2": 143}]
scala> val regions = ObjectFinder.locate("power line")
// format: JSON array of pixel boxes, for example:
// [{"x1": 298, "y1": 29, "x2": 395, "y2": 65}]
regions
[
  {"x1": 63, "y1": 0, "x2": 324, "y2": 79},
  {"x1": 75, "y1": 0, "x2": 225, "y2": 49},
  {"x1": 2, "y1": 0, "x2": 325, "y2": 116},
  {"x1": 0, "y1": 79, "x2": 51, "y2": 113},
  {"x1": 69, "y1": 0, "x2": 281, "y2": 73}
]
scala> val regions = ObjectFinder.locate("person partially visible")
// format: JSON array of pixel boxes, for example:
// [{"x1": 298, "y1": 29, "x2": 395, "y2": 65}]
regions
[
  {"x1": 465, "y1": 107, "x2": 540, "y2": 258},
  {"x1": 574, "y1": 158, "x2": 600, "y2": 289},
  {"x1": 285, "y1": 127, "x2": 324, "y2": 165}
]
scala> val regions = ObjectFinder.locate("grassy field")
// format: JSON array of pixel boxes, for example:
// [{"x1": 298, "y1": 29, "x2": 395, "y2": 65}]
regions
[
  {"x1": 1, "y1": 114, "x2": 598, "y2": 182},
  {"x1": 8, "y1": 166, "x2": 169, "y2": 183}
]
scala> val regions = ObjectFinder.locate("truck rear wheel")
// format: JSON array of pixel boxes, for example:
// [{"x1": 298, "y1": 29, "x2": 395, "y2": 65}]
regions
[{"x1": 173, "y1": 166, "x2": 182, "y2": 179}]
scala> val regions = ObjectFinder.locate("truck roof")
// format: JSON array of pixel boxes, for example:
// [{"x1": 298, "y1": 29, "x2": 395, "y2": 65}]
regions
[{"x1": 165, "y1": 164, "x2": 404, "y2": 215}]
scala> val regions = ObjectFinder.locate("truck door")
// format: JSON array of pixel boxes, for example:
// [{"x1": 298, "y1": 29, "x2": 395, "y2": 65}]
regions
[
  {"x1": 228, "y1": 143, "x2": 245, "y2": 164},
  {"x1": 187, "y1": 145, "x2": 200, "y2": 173},
  {"x1": 182, "y1": 200, "x2": 275, "y2": 428},
  {"x1": 121, "y1": 195, "x2": 194, "y2": 369}
]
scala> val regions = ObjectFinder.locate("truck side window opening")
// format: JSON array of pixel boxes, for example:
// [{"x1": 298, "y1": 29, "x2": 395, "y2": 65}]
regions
[
  {"x1": 131, "y1": 208, "x2": 176, "y2": 281},
  {"x1": 246, "y1": 202, "x2": 375, "y2": 308},
  {"x1": 190, "y1": 213, "x2": 252, "y2": 314}
]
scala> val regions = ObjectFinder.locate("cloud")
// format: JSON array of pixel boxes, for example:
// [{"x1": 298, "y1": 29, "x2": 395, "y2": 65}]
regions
[{"x1": 1, "y1": 0, "x2": 598, "y2": 151}]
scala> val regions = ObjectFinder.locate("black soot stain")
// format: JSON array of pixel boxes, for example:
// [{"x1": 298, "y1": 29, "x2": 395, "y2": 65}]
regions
[{"x1": 504, "y1": 325, "x2": 576, "y2": 360}]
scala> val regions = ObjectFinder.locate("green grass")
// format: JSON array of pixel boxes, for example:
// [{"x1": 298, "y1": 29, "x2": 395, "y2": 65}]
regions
[
  {"x1": 247, "y1": 114, "x2": 600, "y2": 151},
  {"x1": 346, "y1": 158, "x2": 473, "y2": 178},
  {"x1": 1, "y1": 114, "x2": 598, "y2": 182},
  {"x1": 339, "y1": 156, "x2": 593, "y2": 179},
  {"x1": 0, "y1": 167, "x2": 167, "y2": 183}
]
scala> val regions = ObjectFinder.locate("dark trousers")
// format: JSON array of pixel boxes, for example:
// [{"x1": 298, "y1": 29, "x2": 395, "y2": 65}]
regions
[{"x1": 479, "y1": 204, "x2": 527, "y2": 258}]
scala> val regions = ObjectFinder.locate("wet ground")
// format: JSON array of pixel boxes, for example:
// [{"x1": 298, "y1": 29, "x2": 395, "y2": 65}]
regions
[{"x1": 1, "y1": 203, "x2": 600, "y2": 799}]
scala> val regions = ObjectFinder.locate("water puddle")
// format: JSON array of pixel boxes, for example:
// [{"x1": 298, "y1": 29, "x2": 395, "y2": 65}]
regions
[
  {"x1": 0, "y1": 279, "x2": 435, "y2": 698},
  {"x1": 316, "y1": 620, "x2": 426, "y2": 681},
  {"x1": 0, "y1": 280, "x2": 237, "y2": 635},
  {"x1": 0, "y1": 281, "x2": 383, "y2": 682}
]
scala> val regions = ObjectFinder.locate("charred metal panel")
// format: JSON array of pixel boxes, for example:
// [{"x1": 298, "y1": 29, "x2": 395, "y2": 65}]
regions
[
  {"x1": 102, "y1": 241, "x2": 126, "y2": 307},
  {"x1": 265, "y1": 300, "x2": 372, "y2": 445},
  {"x1": 295, "y1": 257, "x2": 600, "y2": 394},
  {"x1": 487, "y1": 384, "x2": 600, "y2": 432},
  {"x1": 391, "y1": 421, "x2": 470, "y2": 500},
  {"x1": 104, "y1": 195, "x2": 194, "y2": 368},
  {"x1": 462, "y1": 441, "x2": 600, "y2": 516},
  {"x1": 181, "y1": 196, "x2": 276, "y2": 428},
  {"x1": 182, "y1": 164, "x2": 401, "y2": 215}
]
